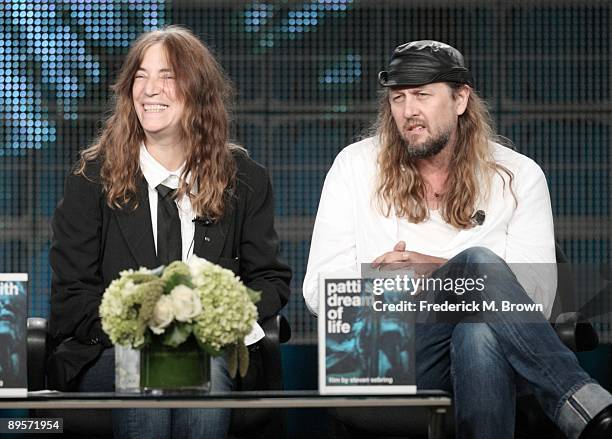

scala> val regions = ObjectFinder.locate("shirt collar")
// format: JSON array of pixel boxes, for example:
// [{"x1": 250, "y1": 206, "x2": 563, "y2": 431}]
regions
[{"x1": 139, "y1": 143, "x2": 185, "y2": 190}]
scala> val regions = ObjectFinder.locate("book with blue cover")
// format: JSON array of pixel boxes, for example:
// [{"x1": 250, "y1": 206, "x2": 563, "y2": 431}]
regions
[
  {"x1": 0, "y1": 273, "x2": 28, "y2": 397},
  {"x1": 318, "y1": 273, "x2": 417, "y2": 395}
]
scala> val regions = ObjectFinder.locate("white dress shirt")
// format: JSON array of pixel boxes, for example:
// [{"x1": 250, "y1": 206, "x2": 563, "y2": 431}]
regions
[
  {"x1": 303, "y1": 137, "x2": 557, "y2": 317},
  {"x1": 140, "y1": 143, "x2": 196, "y2": 262}
]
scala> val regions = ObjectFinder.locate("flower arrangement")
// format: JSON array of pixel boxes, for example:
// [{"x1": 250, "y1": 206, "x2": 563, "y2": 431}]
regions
[{"x1": 100, "y1": 255, "x2": 260, "y2": 377}]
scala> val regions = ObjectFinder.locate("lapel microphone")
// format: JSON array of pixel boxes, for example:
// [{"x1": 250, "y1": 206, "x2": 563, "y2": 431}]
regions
[
  {"x1": 471, "y1": 210, "x2": 486, "y2": 226},
  {"x1": 193, "y1": 217, "x2": 215, "y2": 226}
]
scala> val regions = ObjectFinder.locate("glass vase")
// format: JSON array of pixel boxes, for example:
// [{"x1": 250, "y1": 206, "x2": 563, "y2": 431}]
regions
[{"x1": 140, "y1": 335, "x2": 211, "y2": 394}]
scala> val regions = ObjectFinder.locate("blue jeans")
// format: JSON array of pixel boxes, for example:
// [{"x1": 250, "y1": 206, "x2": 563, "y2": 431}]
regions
[
  {"x1": 414, "y1": 246, "x2": 612, "y2": 439},
  {"x1": 79, "y1": 349, "x2": 233, "y2": 439}
]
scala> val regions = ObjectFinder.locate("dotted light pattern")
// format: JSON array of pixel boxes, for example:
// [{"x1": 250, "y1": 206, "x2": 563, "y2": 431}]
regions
[
  {"x1": 318, "y1": 54, "x2": 361, "y2": 84},
  {"x1": 239, "y1": 0, "x2": 353, "y2": 50},
  {"x1": 0, "y1": 0, "x2": 166, "y2": 157},
  {"x1": 0, "y1": 0, "x2": 166, "y2": 321}
]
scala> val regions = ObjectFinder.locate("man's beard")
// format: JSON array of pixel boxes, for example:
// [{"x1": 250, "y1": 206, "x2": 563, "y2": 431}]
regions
[{"x1": 400, "y1": 124, "x2": 452, "y2": 159}]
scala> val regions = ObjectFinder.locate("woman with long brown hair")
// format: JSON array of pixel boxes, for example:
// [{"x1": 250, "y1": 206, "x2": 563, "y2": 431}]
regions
[{"x1": 48, "y1": 26, "x2": 291, "y2": 438}]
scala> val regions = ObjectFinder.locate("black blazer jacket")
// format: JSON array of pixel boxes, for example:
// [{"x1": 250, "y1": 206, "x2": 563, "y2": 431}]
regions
[{"x1": 47, "y1": 151, "x2": 291, "y2": 390}]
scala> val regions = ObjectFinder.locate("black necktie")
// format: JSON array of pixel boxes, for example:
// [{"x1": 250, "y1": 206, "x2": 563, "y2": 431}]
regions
[{"x1": 156, "y1": 184, "x2": 182, "y2": 265}]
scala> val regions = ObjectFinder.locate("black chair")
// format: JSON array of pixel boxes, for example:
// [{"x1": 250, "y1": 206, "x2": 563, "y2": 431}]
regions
[
  {"x1": 27, "y1": 315, "x2": 291, "y2": 439},
  {"x1": 331, "y1": 244, "x2": 599, "y2": 439}
]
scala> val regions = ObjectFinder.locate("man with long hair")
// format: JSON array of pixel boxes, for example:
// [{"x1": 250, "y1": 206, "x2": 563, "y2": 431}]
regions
[
  {"x1": 48, "y1": 26, "x2": 291, "y2": 438},
  {"x1": 303, "y1": 40, "x2": 611, "y2": 438}
]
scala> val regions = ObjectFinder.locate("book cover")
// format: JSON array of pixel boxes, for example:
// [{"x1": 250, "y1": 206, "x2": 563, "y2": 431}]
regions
[
  {"x1": 0, "y1": 273, "x2": 28, "y2": 397},
  {"x1": 318, "y1": 273, "x2": 417, "y2": 395}
]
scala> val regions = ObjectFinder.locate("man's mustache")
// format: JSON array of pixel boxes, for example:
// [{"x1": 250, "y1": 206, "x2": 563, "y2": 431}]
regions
[{"x1": 402, "y1": 118, "x2": 428, "y2": 131}]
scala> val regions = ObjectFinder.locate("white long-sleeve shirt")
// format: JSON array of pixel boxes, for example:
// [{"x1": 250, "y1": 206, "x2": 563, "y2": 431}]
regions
[{"x1": 303, "y1": 137, "x2": 557, "y2": 317}]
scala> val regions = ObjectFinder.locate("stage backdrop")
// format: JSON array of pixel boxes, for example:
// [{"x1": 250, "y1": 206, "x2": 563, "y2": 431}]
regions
[{"x1": 0, "y1": 0, "x2": 610, "y2": 343}]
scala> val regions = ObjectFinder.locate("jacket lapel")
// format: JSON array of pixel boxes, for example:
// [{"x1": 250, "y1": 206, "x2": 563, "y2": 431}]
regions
[{"x1": 115, "y1": 178, "x2": 160, "y2": 268}]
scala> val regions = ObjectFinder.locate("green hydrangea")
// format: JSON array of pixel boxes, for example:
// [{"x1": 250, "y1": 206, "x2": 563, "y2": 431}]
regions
[{"x1": 190, "y1": 262, "x2": 258, "y2": 353}]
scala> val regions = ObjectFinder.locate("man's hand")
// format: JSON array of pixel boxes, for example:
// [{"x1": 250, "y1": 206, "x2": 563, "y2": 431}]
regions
[{"x1": 371, "y1": 241, "x2": 447, "y2": 276}]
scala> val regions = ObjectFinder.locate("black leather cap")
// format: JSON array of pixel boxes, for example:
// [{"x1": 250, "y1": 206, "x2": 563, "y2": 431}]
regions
[{"x1": 379, "y1": 40, "x2": 474, "y2": 88}]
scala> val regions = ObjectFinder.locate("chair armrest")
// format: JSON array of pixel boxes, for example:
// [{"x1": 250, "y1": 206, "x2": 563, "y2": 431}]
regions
[
  {"x1": 260, "y1": 314, "x2": 291, "y2": 345},
  {"x1": 258, "y1": 315, "x2": 290, "y2": 390},
  {"x1": 27, "y1": 317, "x2": 48, "y2": 391},
  {"x1": 278, "y1": 314, "x2": 291, "y2": 344},
  {"x1": 553, "y1": 312, "x2": 599, "y2": 352}
]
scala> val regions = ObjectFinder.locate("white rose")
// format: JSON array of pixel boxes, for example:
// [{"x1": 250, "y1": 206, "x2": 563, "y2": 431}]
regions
[
  {"x1": 186, "y1": 255, "x2": 210, "y2": 274},
  {"x1": 148, "y1": 295, "x2": 174, "y2": 334},
  {"x1": 171, "y1": 285, "x2": 202, "y2": 322}
]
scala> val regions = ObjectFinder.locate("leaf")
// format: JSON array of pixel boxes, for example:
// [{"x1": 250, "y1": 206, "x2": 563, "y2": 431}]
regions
[
  {"x1": 162, "y1": 261, "x2": 194, "y2": 293},
  {"x1": 247, "y1": 287, "x2": 261, "y2": 304},
  {"x1": 194, "y1": 337, "x2": 223, "y2": 357},
  {"x1": 238, "y1": 341, "x2": 250, "y2": 378},
  {"x1": 226, "y1": 343, "x2": 238, "y2": 378},
  {"x1": 164, "y1": 276, "x2": 194, "y2": 294},
  {"x1": 160, "y1": 323, "x2": 193, "y2": 348}
]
